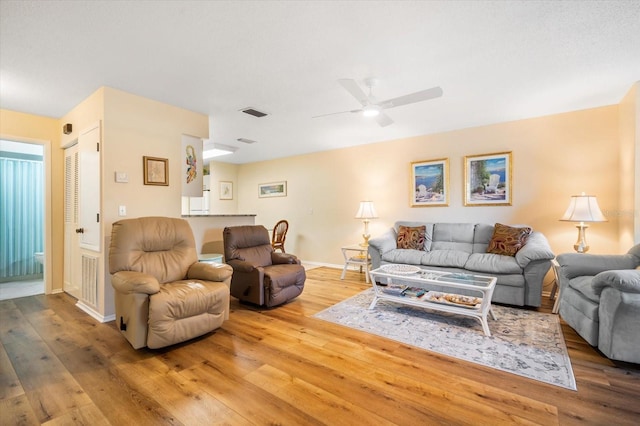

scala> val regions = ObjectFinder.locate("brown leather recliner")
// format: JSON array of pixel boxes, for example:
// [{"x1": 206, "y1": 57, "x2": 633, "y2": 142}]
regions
[
  {"x1": 108, "y1": 217, "x2": 233, "y2": 349},
  {"x1": 223, "y1": 225, "x2": 305, "y2": 307}
]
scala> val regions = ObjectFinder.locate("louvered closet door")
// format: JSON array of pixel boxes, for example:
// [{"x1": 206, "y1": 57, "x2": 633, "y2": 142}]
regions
[
  {"x1": 63, "y1": 122, "x2": 102, "y2": 303},
  {"x1": 63, "y1": 144, "x2": 81, "y2": 299}
]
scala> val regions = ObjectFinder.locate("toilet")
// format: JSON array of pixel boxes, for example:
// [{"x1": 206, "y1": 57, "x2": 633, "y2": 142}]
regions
[{"x1": 34, "y1": 252, "x2": 44, "y2": 265}]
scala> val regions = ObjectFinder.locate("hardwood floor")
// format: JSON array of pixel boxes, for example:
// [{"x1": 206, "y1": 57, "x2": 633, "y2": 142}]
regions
[{"x1": 1, "y1": 267, "x2": 638, "y2": 425}]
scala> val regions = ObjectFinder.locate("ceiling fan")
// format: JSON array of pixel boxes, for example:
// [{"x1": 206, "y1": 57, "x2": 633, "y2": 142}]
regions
[{"x1": 313, "y1": 78, "x2": 443, "y2": 127}]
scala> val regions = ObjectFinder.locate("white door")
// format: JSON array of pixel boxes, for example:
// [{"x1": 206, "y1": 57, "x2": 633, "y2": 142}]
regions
[
  {"x1": 63, "y1": 122, "x2": 101, "y2": 300},
  {"x1": 77, "y1": 123, "x2": 101, "y2": 251}
]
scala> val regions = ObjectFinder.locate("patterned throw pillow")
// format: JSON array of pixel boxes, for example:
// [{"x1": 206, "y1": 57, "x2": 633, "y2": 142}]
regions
[
  {"x1": 396, "y1": 225, "x2": 427, "y2": 250},
  {"x1": 486, "y1": 223, "x2": 532, "y2": 256}
]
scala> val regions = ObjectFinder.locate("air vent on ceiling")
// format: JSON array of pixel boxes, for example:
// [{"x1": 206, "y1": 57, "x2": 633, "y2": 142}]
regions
[
  {"x1": 240, "y1": 107, "x2": 268, "y2": 118},
  {"x1": 237, "y1": 138, "x2": 257, "y2": 144}
]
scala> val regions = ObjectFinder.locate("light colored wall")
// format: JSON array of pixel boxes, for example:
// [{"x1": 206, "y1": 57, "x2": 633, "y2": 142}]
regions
[
  {"x1": 618, "y1": 82, "x2": 639, "y2": 250},
  {"x1": 237, "y1": 105, "x2": 622, "y2": 280},
  {"x1": 102, "y1": 87, "x2": 209, "y2": 225},
  {"x1": 208, "y1": 160, "x2": 240, "y2": 214},
  {"x1": 0, "y1": 109, "x2": 62, "y2": 293}
]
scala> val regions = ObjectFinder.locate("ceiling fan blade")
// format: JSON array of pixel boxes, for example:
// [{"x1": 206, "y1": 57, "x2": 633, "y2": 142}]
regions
[
  {"x1": 375, "y1": 112, "x2": 394, "y2": 127},
  {"x1": 312, "y1": 109, "x2": 362, "y2": 118},
  {"x1": 338, "y1": 79, "x2": 370, "y2": 106},
  {"x1": 380, "y1": 86, "x2": 443, "y2": 109}
]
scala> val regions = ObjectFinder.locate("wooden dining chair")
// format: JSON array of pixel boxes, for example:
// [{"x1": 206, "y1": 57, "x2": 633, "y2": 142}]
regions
[{"x1": 271, "y1": 220, "x2": 289, "y2": 253}]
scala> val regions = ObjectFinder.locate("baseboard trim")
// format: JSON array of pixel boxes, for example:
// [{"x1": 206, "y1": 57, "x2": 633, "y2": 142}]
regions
[
  {"x1": 302, "y1": 261, "x2": 342, "y2": 270},
  {"x1": 76, "y1": 301, "x2": 115, "y2": 323}
]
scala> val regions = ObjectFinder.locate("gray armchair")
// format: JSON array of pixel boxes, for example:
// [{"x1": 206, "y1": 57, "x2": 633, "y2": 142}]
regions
[
  {"x1": 557, "y1": 245, "x2": 640, "y2": 363},
  {"x1": 223, "y1": 225, "x2": 305, "y2": 307}
]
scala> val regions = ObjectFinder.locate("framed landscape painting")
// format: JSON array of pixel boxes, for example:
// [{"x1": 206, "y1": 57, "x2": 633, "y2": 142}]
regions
[
  {"x1": 464, "y1": 151, "x2": 512, "y2": 206},
  {"x1": 259, "y1": 181, "x2": 287, "y2": 198},
  {"x1": 410, "y1": 158, "x2": 449, "y2": 207}
]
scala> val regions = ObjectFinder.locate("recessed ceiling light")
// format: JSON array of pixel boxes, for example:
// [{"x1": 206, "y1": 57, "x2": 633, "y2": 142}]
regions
[{"x1": 203, "y1": 143, "x2": 238, "y2": 159}]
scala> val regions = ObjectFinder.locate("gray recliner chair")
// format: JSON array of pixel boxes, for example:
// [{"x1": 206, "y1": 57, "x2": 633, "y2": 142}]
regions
[
  {"x1": 557, "y1": 244, "x2": 640, "y2": 363},
  {"x1": 223, "y1": 225, "x2": 305, "y2": 307},
  {"x1": 109, "y1": 217, "x2": 233, "y2": 349}
]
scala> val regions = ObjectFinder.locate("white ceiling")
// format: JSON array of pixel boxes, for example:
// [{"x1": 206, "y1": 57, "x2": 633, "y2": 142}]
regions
[{"x1": 2, "y1": 1, "x2": 639, "y2": 164}]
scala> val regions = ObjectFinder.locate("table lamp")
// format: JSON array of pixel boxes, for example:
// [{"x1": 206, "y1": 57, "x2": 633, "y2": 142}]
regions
[
  {"x1": 560, "y1": 192, "x2": 607, "y2": 253},
  {"x1": 355, "y1": 201, "x2": 378, "y2": 247}
]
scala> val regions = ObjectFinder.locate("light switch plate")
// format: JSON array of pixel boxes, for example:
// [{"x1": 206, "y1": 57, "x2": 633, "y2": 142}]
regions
[
  {"x1": 118, "y1": 205, "x2": 126, "y2": 216},
  {"x1": 115, "y1": 171, "x2": 128, "y2": 183}
]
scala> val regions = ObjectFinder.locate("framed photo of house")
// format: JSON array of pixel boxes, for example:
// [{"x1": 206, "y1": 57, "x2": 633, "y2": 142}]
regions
[
  {"x1": 410, "y1": 158, "x2": 449, "y2": 207},
  {"x1": 219, "y1": 181, "x2": 233, "y2": 200},
  {"x1": 464, "y1": 151, "x2": 512, "y2": 206},
  {"x1": 258, "y1": 181, "x2": 287, "y2": 198},
  {"x1": 143, "y1": 156, "x2": 169, "y2": 186}
]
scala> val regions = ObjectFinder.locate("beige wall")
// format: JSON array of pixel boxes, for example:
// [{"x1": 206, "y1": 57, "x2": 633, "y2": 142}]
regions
[
  {"x1": 237, "y1": 105, "x2": 624, "y2": 277},
  {"x1": 618, "y1": 82, "x2": 639, "y2": 250},
  {"x1": 0, "y1": 109, "x2": 62, "y2": 294},
  {"x1": 208, "y1": 160, "x2": 240, "y2": 214},
  {"x1": 102, "y1": 87, "x2": 209, "y2": 225}
]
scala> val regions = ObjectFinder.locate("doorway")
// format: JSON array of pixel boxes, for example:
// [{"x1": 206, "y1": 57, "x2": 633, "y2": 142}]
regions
[{"x1": 0, "y1": 140, "x2": 45, "y2": 300}]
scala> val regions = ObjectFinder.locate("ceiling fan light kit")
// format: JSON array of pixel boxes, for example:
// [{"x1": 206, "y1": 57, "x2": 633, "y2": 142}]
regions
[
  {"x1": 362, "y1": 105, "x2": 381, "y2": 117},
  {"x1": 314, "y1": 78, "x2": 443, "y2": 127}
]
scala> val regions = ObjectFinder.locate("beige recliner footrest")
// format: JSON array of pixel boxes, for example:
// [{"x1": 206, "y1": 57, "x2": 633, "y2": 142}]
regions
[{"x1": 146, "y1": 280, "x2": 230, "y2": 349}]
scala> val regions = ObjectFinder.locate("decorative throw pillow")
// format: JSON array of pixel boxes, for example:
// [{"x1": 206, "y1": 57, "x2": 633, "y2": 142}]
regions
[
  {"x1": 396, "y1": 225, "x2": 427, "y2": 250},
  {"x1": 486, "y1": 223, "x2": 532, "y2": 256}
]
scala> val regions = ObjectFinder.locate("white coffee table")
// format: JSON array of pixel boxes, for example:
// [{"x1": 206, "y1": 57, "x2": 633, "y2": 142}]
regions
[{"x1": 368, "y1": 265, "x2": 498, "y2": 336}]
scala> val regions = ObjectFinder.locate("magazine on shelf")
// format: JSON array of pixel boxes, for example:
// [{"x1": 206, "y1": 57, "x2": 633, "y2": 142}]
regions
[
  {"x1": 381, "y1": 284, "x2": 407, "y2": 296},
  {"x1": 402, "y1": 286, "x2": 426, "y2": 298}
]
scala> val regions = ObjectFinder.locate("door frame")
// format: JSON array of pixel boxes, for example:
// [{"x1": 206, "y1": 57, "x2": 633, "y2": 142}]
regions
[{"x1": 0, "y1": 134, "x2": 53, "y2": 295}]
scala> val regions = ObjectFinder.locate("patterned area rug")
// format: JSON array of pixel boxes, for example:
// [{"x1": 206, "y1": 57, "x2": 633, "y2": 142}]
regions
[{"x1": 314, "y1": 288, "x2": 576, "y2": 390}]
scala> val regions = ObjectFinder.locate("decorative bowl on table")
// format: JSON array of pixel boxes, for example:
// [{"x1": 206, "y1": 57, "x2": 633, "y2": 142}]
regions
[{"x1": 380, "y1": 264, "x2": 421, "y2": 275}]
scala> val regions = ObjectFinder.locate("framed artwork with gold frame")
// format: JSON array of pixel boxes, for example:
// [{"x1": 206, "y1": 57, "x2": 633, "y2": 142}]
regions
[
  {"x1": 143, "y1": 156, "x2": 169, "y2": 186},
  {"x1": 464, "y1": 151, "x2": 512, "y2": 206},
  {"x1": 410, "y1": 158, "x2": 449, "y2": 207}
]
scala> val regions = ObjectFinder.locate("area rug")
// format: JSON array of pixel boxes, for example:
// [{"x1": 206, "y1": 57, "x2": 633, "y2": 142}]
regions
[{"x1": 314, "y1": 289, "x2": 576, "y2": 390}]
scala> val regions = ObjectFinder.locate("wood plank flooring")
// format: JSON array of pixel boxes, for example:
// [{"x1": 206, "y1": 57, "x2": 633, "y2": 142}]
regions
[{"x1": 1, "y1": 267, "x2": 638, "y2": 425}]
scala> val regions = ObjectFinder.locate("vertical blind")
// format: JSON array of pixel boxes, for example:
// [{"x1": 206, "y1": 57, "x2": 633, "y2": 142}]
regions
[{"x1": 0, "y1": 156, "x2": 44, "y2": 280}]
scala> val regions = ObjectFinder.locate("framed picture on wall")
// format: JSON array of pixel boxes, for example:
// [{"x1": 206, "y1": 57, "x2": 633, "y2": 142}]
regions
[
  {"x1": 219, "y1": 181, "x2": 233, "y2": 200},
  {"x1": 143, "y1": 156, "x2": 169, "y2": 186},
  {"x1": 258, "y1": 181, "x2": 287, "y2": 198},
  {"x1": 410, "y1": 158, "x2": 449, "y2": 207},
  {"x1": 464, "y1": 151, "x2": 512, "y2": 206}
]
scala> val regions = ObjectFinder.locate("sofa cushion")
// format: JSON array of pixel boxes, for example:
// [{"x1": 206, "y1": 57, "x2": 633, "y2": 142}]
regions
[
  {"x1": 382, "y1": 249, "x2": 426, "y2": 265},
  {"x1": 396, "y1": 225, "x2": 427, "y2": 250},
  {"x1": 472, "y1": 223, "x2": 495, "y2": 253},
  {"x1": 486, "y1": 223, "x2": 532, "y2": 256},
  {"x1": 465, "y1": 253, "x2": 523, "y2": 274},
  {"x1": 568, "y1": 276, "x2": 601, "y2": 303},
  {"x1": 421, "y1": 250, "x2": 469, "y2": 268},
  {"x1": 431, "y1": 223, "x2": 475, "y2": 253}
]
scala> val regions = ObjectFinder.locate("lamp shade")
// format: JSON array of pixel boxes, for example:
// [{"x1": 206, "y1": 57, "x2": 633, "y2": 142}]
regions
[
  {"x1": 355, "y1": 201, "x2": 378, "y2": 219},
  {"x1": 560, "y1": 193, "x2": 607, "y2": 222}
]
